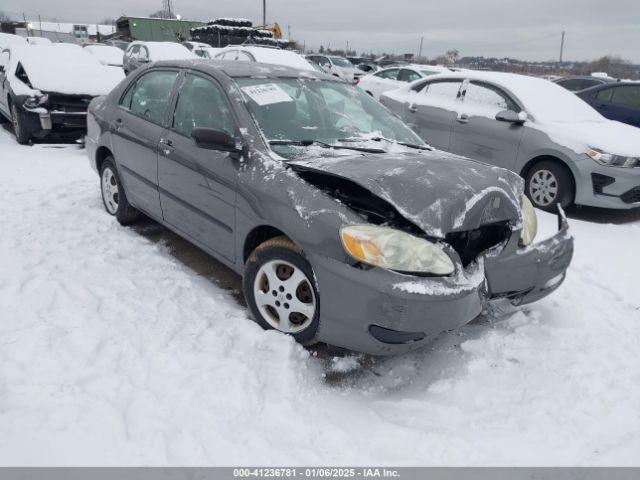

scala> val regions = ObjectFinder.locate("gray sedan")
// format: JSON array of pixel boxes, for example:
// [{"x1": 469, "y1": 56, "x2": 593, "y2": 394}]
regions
[
  {"x1": 381, "y1": 71, "x2": 640, "y2": 211},
  {"x1": 86, "y1": 60, "x2": 573, "y2": 355}
]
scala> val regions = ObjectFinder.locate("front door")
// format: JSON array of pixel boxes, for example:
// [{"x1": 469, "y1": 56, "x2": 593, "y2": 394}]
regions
[
  {"x1": 449, "y1": 80, "x2": 524, "y2": 170},
  {"x1": 158, "y1": 72, "x2": 239, "y2": 261},
  {"x1": 111, "y1": 69, "x2": 179, "y2": 219}
]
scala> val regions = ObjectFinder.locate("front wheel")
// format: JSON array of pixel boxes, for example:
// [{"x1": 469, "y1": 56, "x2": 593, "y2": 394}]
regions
[
  {"x1": 11, "y1": 103, "x2": 32, "y2": 145},
  {"x1": 100, "y1": 158, "x2": 140, "y2": 225},
  {"x1": 243, "y1": 237, "x2": 320, "y2": 344},
  {"x1": 525, "y1": 160, "x2": 574, "y2": 212}
]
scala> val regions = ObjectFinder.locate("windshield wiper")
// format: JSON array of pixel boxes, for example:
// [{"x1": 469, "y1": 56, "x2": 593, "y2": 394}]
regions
[
  {"x1": 269, "y1": 139, "x2": 386, "y2": 154},
  {"x1": 338, "y1": 136, "x2": 431, "y2": 151}
]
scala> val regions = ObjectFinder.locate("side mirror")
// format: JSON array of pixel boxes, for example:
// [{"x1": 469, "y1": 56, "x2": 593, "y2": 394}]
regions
[
  {"x1": 192, "y1": 127, "x2": 240, "y2": 152},
  {"x1": 496, "y1": 109, "x2": 526, "y2": 124},
  {"x1": 0, "y1": 65, "x2": 5, "y2": 74}
]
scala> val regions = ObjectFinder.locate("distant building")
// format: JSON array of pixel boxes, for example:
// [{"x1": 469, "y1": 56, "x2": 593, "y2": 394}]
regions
[
  {"x1": 115, "y1": 16, "x2": 205, "y2": 42},
  {"x1": 16, "y1": 21, "x2": 116, "y2": 43}
]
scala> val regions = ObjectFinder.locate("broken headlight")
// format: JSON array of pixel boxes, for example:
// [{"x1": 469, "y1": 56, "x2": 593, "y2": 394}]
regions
[
  {"x1": 520, "y1": 196, "x2": 538, "y2": 247},
  {"x1": 23, "y1": 94, "x2": 49, "y2": 109},
  {"x1": 340, "y1": 225, "x2": 454, "y2": 275}
]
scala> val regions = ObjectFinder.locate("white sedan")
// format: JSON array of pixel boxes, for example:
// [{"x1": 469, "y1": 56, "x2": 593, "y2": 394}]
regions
[{"x1": 357, "y1": 65, "x2": 452, "y2": 100}]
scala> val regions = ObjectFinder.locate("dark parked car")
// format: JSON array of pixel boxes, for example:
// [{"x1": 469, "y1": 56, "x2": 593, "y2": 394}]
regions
[
  {"x1": 0, "y1": 44, "x2": 124, "y2": 143},
  {"x1": 86, "y1": 60, "x2": 573, "y2": 355},
  {"x1": 554, "y1": 75, "x2": 616, "y2": 92},
  {"x1": 577, "y1": 82, "x2": 640, "y2": 129}
]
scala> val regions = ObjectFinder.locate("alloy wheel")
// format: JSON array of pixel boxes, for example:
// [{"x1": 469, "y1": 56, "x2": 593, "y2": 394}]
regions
[
  {"x1": 253, "y1": 259, "x2": 316, "y2": 333},
  {"x1": 529, "y1": 169, "x2": 558, "y2": 207},
  {"x1": 101, "y1": 167, "x2": 120, "y2": 214}
]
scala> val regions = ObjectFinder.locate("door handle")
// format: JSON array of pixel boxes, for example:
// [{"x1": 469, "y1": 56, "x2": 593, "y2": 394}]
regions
[
  {"x1": 111, "y1": 118, "x2": 123, "y2": 131},
  {"x1": 456, "y1": 114, "x2": 469, "y2": 124},
  {"x1": 408, "y1": 104, "x2": 418, "y2": 113},
  {"x1": 160, "y1": 138, "x2": 173, "y2": 147}
]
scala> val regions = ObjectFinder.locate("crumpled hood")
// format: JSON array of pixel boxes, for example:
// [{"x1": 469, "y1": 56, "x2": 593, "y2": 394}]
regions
[{"x1": 289, "y1": 151, "x2": 524, "y2": 238}]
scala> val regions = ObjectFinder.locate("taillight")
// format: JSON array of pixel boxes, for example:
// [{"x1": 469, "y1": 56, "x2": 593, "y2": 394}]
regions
[{"x1": 354, "y1": 78, "x2": 360, "y2": 85}]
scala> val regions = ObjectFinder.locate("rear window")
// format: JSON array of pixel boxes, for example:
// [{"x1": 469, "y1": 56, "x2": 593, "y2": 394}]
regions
[{"x1": 330, "y1": 57, "x2": 351, "y2": 67}]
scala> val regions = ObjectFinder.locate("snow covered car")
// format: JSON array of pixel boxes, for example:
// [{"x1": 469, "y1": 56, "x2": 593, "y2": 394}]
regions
[
  {"x1": 86, "y1": 61, "x2": 573, "y2": 355},
  {"x1": 306, "y1": 54, "x2": 355, "y2": 82},
  {"x1": 381, "y1": 71, "x2": 640, "y2": 211},
  {"x1": 0, "y1": 32, "x2": 27, "y2": 50},
  {"x1": 84, "y1": 44, "x2": 124, "y2": 67},
  {"x1": 358, "y1": 65, "x2": 452, "y2": 100},
  {"x1": 122, "y1": 41, "x2": 196, "y2": 75},
  {"x1": 214, "y1": 45, "x2": 316, "y2": 72},
  {"x1": 0, "y1": 44, "x2": 125, "y2": 144}
]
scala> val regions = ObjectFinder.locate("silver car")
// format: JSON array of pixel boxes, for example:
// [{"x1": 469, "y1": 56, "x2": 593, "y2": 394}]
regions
[{"x1": 381, "y1": 71, "x2": 640, "y2": 211}]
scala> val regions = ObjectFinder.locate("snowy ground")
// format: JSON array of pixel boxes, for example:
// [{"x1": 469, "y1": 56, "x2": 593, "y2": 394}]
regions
[{"x1": 0, "y1": 126, "x2": 639, "y2": 466}]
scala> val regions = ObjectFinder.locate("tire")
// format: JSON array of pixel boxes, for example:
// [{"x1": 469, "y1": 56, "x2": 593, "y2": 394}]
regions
[
  {"x1": 525, "y1": 160, "x2": 574, "y2": 212},
  {"x1": 11, "y1": 102, "x2": 32, "y2": 145},
  {"x1": 100, "y1": 158, "x2": 140, "y2": 225},
  {"x1": 243, "y1": 236, "x2": 320, "y2": 344}
]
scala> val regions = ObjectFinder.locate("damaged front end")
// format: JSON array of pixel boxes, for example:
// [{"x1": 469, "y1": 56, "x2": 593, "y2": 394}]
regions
[{"x1": 288, "y1": 153, "x2": 574, "y2": 355}]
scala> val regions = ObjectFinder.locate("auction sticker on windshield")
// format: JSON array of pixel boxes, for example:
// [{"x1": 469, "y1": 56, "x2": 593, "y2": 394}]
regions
[{"x1": 241, "y1": 83, "x2": 293, "y2": 106}]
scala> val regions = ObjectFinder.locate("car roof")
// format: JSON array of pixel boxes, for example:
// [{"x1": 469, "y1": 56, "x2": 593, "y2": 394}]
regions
[
  {"x1": 151, "y1": 58, "x2": 333, "y2": 80},
  {"x1": 556, "y1": 75, "x2": 616, "y2": 82}
]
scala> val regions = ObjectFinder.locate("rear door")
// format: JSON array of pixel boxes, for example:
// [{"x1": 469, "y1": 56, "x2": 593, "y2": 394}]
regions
[
  {"x1": 111, "y1": 69, "x2": 179, "y2": 219},
  {"x1": 449, "y1": 80, "x2": 524, "y2": 170},
  {"x1": 590, "y1": 85, "x2": 640, "y2": 128},
  {"x1": 158, "y1": 72, "x2": 239, "y2": 261},
  {"x1": 405, "y1": 79, "x2": 463, "y2": 150}
]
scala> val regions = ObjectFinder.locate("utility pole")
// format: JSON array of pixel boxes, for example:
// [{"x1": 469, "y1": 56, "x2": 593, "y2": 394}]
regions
[
  {"x1": 23, "y1": 13, "x2": 30, "y2": 37},
  {"x1": 38, "y1": 14, "x2": 42, "y2": 37},
  {"x1": 346, "y1": 40, "x2": 349, "y2": 55},
  {"x1": 559, "y1": 31, "x2": 565, "y2": 64},
  {"x1": 418, "y1": 36, "x2": 424, "y2": 58},
  {"x1": 262, "y1": 0, "x2": 266, "y2": 27}
]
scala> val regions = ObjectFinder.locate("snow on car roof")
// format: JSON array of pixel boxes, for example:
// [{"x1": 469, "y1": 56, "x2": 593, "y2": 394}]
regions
[
  {"x1": 84, "y1": 44, "x2": 124, "y2": 66},
  {"x1": 134, "y1": 42, "x2": 197, "y2": 60},
  {"x1": 429, "y1": 70, "x2": 604, "y2": 123},
  {"x1": 233, "y1": 46, "x2": 316, "y2": 71}
]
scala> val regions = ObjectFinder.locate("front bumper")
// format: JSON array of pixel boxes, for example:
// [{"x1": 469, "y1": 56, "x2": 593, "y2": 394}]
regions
[
  {"x1": 24, "y1": 106, "x2": 88, "y2": 137},
  {"x1": 310, "y1": 209, "x2": 574, "y2": 356},
  {"x1": 573, "y1": 158, "x2": 640, "y2": 209}
]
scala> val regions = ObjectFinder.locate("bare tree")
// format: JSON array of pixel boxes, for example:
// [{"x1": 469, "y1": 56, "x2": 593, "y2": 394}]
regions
[
  {"x1": 0, "y1": 10, "x2": 12, "y2": 22},
  {"x1": 149, "y1": 9, "x2": 176, "y2": 19}
]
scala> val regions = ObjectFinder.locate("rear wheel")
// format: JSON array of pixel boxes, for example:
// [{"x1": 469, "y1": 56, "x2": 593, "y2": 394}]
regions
[
  {"x1": 525, "y1": 160, "x2": 574, "y2": 212},
  {"x1": 100, "y1": 158, "x2": 140, "y2": 225},
  {"x1": 11, "y1": 102, "x2": 32, "y2": 145},
  {"x1": 243, "y1": 237, "x2": 320, "y2": 344}
]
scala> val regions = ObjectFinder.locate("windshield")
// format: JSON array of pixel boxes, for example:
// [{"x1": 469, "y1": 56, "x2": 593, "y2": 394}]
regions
[
  {"x1": 236, "y1": 77, "x2": 425, "y2": 159},
  {"x1": 329, "y1": 57, "x2": 352, "y2": 68}
]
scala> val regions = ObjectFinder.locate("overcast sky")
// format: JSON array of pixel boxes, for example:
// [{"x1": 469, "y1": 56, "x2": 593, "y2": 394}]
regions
[{"x1": 3, "y1": 0, "x2": 640, "y2": 62}]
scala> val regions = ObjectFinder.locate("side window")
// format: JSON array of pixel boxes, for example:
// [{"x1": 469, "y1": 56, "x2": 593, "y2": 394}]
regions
[
  {"x1": 581, "y1": 79, "x2": 601, "y2": 90},
  {"x1": 611, "y1": 86, "x2": 640, "y2": 108},
  {"x1": 126, "y1": 45, "x2": 139, "y2": 58},
  {"x1": 398, "y1": 69, "x2": 421, "y2": 83},
  {"x1": 172, "y1": 73, "x2": 235, "y2": 138},
  {"x1": 557, "y1": 78, "x2": 584, "y2": 91},
  {"x1": 464, "y1": 81, "x2": 520, "y2": 113},
  {"x1": 595, "y1": 87, "x2": 614, "y2": 102},
  {"x1": 139, "y1": 46, "x2": 149, "y2": 61},
  {"x1": 375, "y1": 68, "x2": 400, "y2": 80},
  {"x1": 422, "y1": 80, "x2": 463, "y2": 100},
  {"x1": 319, "y1": 57, "x2": 331, "y2": 67},
  {"x1": 124, "y1": 70, "x2": 178, "y2": 124}
]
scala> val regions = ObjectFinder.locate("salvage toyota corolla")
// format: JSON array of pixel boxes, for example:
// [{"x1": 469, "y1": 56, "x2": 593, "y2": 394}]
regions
[{"x1": 86, "y1": 60, "x2": 574, "y2": 355}]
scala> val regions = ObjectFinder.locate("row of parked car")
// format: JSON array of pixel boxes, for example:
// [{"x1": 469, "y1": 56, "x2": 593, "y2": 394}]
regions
[{"x1": 0, "y1": 29, "x2": 637, "y2": 354}]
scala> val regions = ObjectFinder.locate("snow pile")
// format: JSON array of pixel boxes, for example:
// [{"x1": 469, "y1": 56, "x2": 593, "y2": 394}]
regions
[
  {"x1": 0, "y1": 32, "x2": 27, "y2": 49},
  {"x1": 0, "y1": 128, "x2": 639, "y2": 465},
  {"x1": 240, "y1": 47, "x2": 316, "y2": 72}
]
